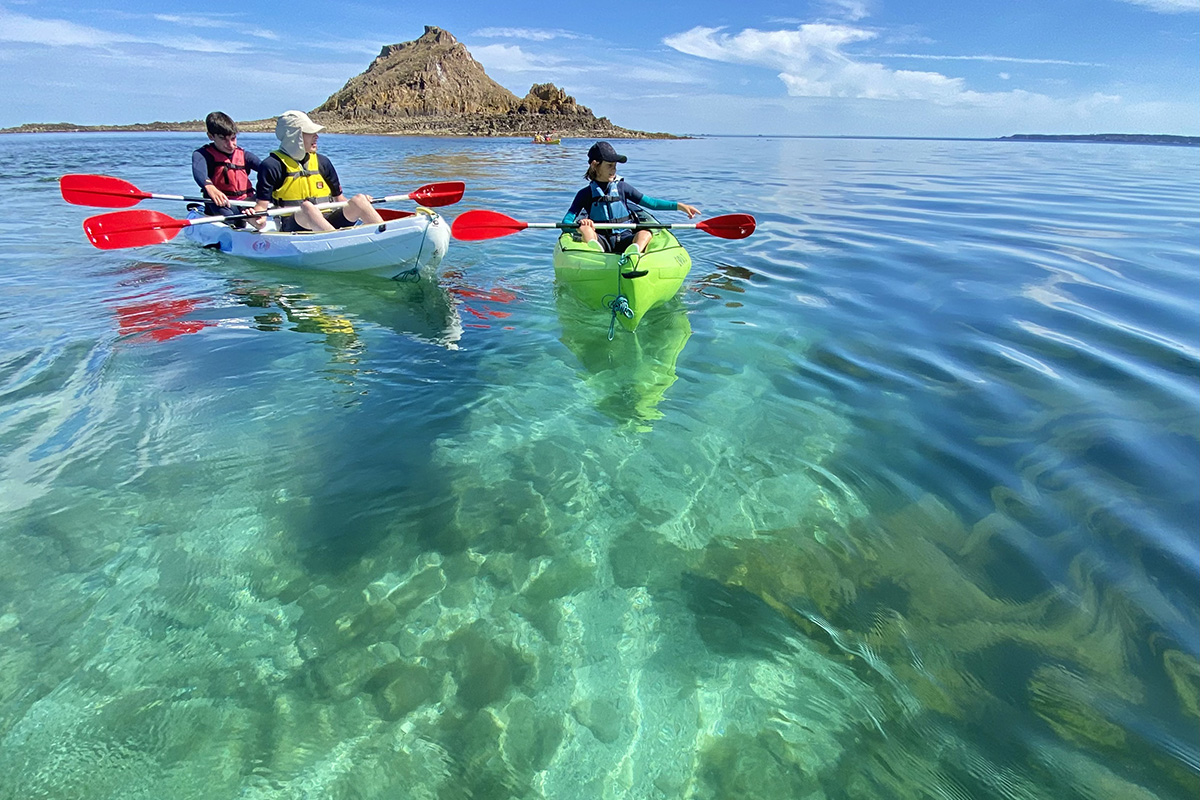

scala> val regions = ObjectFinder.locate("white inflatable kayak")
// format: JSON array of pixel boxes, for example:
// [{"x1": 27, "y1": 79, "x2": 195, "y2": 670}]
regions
[{"x1": 181, "y1": 208, "x2": 450, "y2": 279}]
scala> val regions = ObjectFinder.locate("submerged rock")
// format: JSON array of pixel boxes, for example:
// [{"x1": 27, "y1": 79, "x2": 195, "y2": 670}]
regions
[
  {"x1": 571, "y1": 698, "x2": 624, "y2": 744},
  {"x1": 373, "y1": 662, "x2": 437, "y2": 720}
]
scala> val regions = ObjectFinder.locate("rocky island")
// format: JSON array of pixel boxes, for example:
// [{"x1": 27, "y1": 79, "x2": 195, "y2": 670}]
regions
[{"x1": 1, "y1": 26, "x2": 673, "y2": 140}]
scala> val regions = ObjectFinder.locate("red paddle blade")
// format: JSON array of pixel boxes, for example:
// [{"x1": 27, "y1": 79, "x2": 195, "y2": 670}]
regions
[
  {"x1": 377, "y1": 208, "x2": 415, "y2": 221},
  {"x1": 83, "y1": 210, "x2": 187, "y2": 250},
  {"x1": 61, "y1": 174, "x2": 148, "y2": 208},
  {"x1": 410, "y1": 181, "x2": 465, "y2": 208},
  {"x1": 451, "y1": 209, "x2": 529, "y2": 241},
  {"x1": 697, "y1": 214, "x2": 756, "y2": 240}
]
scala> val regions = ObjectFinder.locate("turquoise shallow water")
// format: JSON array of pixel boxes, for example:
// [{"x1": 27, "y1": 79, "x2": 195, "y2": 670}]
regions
[{"x1": 0, "y1": 132, "x2": 1197, "y2": 798}]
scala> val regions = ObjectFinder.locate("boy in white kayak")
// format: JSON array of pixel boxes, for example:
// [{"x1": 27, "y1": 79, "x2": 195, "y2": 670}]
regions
[
  {"x1": 191, "y1": 111, "x2": 261, "y2": 225},
  {"x1": 562, "y1": 141, "x2": 699, "y2": 267},
  {"x1": 249, "y1": 110, "x2": 382, "y2": 232}
]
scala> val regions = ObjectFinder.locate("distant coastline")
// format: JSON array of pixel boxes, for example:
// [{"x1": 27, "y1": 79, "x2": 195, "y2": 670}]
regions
[
  {"x1": 0, "y1": 120, "x2": 677, "y2": 139},
  {"x1": 0, "y1": 121, "x2": 207, "y2": 135},
  {"x1": 1, "y1": 123, "x2": 1196, "y2": 147},
  {"x1": 998, "y1": 133, "x2": 1199, "y2": 146}
]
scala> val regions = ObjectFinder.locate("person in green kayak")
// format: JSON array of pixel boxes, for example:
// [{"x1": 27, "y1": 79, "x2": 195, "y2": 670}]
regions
[
  {"x1": 249, "y1": 110, "x2": 383, "y2": 232},
  {"x1": 562, "y1": 141, "x2": 699, "y2": 267}
]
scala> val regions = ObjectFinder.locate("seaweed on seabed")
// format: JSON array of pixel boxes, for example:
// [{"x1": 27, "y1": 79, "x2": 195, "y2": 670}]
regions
[{"x1": 686, "y1": 488, "x2": 1198, "y2": 799}]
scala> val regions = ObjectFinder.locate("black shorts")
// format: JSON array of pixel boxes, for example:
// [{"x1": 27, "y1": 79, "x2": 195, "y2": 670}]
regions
[
  {"x1": 279, "y1": 208, "x2": 353, "y2": 232},
  {"x1": 593, "y1": 209, "x2": 652, "y2": 252},
  {"x1": 596, "y1": 230, "x2": 636, "y2": 253}
]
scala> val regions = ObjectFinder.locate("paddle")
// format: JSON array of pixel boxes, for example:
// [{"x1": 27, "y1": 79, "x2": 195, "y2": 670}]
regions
[
  {"x1": 450, "y1": 209, "x2": 756, "y2": 241},
  {"x1": 82, "y1": 182, "x2": 467, "y2": 250},
  {"x1": 60, "y1": 174, "x2": 255, "y2": 208},
  {"x1": 63, "y1": 174, "x2": 464, "y2": 212}
]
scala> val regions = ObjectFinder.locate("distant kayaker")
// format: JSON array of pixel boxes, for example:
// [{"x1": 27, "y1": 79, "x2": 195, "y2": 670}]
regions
[
  {"x1": 192, "y1": 111, "x2": 261, "y2": 226},
  {"x1": 249, "y1": 110, "x2": 383, "y2": 232},
  {"x1": 562, "y1": 141, "x2": 699, "y2": 268}
]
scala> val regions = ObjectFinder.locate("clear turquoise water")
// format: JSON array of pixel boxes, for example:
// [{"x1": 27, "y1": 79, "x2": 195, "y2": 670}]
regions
[{"x1": 0, "y1": 132, "x2": 1196, "y2": 799}]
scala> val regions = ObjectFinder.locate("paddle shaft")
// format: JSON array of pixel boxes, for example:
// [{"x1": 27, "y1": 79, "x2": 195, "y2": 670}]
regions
[
  {"x1": 526, "y1": 221, "x2": 706, "y2": 231},
  {"x1": 59, "y1": 175, "x2": 255, "y2": 207},
  {"x1": 451, "y1": 210, "x2": 756, "y2": 241},
  {"x1": 139, "y1": 191, "x2": 254, "y2": 207},
  {"x1": 185, "y1": 192, "x2": 429, "y2": 227}
]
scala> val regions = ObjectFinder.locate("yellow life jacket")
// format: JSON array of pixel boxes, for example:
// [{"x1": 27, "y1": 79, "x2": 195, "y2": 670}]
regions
[{"x1": 271, "y1": 150, "x2": 332, "y2": 205}]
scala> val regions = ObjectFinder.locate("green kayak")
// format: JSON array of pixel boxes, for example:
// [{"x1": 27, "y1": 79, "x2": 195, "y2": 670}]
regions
[{"x1": 552, "y1": 227, "x2": 692, "y2": 333}]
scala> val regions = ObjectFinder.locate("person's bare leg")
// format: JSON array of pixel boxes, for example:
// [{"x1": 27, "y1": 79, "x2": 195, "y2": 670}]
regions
[
  {"x1": 342, "y1": 194, "x2": 383, "y2": 225},
  {"x1": 295, "y1": 201, "x2": 335, "y2": 232}
]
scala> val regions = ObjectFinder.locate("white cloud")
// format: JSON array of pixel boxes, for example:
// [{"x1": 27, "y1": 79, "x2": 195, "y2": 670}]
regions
[
  {"x1": 153, "y1": 13, "x2": 279, "y2": 41},
  {"x1": 0, "y1": 7, "x2": 140, "y2": 46},
  {"x1": 1116, "y1": 0, "x2": 1198, "y2": 12},
  {"x1": 663, "y1": 24, "x2": 1092, "y2": 107},
  {"x1": 611, "y1": 88, "x2": 1149, "y2": 138},
  {"x1": 472, "y1": 27, "x2": 582, "y2": 41},
  {"x1": 665, "y1": 24, "x2": 877, "y2": 74},
  {"x1": 615, "y1": 64, "x2": 706, "y2": 86},
  {"x1": 876, "y1": 53, "x2": 1104, "y2": 67},
  {"x1": 0, "y1": 7, "x2": 252, "y2": 52},
  {"x1": 822, "y1": 0, "x2": 872, "y2": 21},
  {"x1": 469, "y1": 43, "x2": 571, "y2": 73},
  {"x1": 152, "y1": 36, "x2": 253, "y2": 54}
]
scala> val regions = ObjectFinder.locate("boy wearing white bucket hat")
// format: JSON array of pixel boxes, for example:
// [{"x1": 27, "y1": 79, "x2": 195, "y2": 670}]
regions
[{"x1": 250, "y1": 110, "x2": 383, "y2": 232}]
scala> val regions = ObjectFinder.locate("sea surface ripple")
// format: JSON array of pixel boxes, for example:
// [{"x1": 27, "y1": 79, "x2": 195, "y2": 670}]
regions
[{"x1": 0, "y1": 132, "x2": 1195, "y2": 799}]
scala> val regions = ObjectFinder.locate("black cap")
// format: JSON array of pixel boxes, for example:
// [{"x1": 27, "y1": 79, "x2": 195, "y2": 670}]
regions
[{"x1": 587, "y1": 141, "x2": 627, "y2": 164}]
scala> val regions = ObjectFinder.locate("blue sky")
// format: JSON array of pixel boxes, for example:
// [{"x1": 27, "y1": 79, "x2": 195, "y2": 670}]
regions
[{"x1": 1, "y1": 0, "x2": 1196, "y2": 137}]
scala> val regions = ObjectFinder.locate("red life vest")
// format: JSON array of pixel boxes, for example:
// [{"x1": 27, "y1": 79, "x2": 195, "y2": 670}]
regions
[{"x1": 202, "y1": 144, "x2": 254, "y2": 200}]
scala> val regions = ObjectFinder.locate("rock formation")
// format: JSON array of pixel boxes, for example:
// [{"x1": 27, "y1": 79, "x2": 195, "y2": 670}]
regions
[
  {"x1": 306, "y1": 26, "x2": 666, "y2": 139},
  {"x1": 316, "y1": 27, "x2": 518, "y2": 120}
]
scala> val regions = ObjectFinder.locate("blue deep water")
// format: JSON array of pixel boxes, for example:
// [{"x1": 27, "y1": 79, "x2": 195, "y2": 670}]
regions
[{"x1": 0, "y1": 132, "x2": 1196, "y2": 798}]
